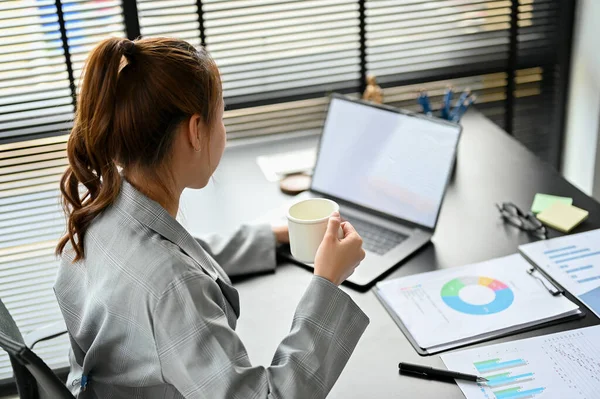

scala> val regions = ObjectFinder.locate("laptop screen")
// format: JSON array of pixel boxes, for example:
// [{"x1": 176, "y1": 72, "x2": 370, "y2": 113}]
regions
[{"x1": 311, "y1": 96, "x2": 461, "y2": 229}]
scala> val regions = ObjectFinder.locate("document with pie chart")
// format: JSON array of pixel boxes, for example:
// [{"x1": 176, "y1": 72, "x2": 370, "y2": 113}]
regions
[{"x1": 374, "y1": 254, "x2": 581, "y2": 354}]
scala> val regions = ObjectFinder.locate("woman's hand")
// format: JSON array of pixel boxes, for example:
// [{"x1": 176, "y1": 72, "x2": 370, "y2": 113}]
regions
[
  {"x1": 313, "y1": 212, "x2": 366, "y2": 286},
  {"x1": 272, "y1": 224, "x2": 289, "y2": 244}
]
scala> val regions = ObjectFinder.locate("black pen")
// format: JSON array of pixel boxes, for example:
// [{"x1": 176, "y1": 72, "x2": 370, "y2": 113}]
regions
[{"x1": 398, "y1": 362, "x2": 488, "y2": 383}]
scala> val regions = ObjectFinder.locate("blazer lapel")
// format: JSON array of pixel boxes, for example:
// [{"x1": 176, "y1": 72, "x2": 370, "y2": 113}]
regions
[{"x1": 115, "y1": 180, "x2": 240, "y2": 317}]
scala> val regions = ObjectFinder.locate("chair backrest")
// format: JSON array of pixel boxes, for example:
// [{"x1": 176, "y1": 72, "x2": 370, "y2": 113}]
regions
[
  {"x1": 0, "y1": 298, "x2": 38, "y2": 398},
  {"x1": 0, "y1": 299, "x2": 74, "y2": 399},
  {"x1": 0, "y1": 298, "x2": 25, "y2": 344}
]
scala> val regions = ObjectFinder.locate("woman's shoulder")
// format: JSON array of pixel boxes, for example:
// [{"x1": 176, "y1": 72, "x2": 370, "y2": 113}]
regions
[{"x1": 62, "y1": 206, "x2": 207, "y2": 299}]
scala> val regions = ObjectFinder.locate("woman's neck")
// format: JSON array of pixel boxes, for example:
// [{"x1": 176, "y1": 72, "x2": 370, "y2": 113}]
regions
[{"x1": 123, "y1": 167, "x2": 181, "y2": 218}]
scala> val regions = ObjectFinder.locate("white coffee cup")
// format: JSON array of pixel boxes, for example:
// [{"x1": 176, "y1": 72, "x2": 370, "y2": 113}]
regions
[{"x1": 287, "y1": 198, "x2": 343, "y2": 263}]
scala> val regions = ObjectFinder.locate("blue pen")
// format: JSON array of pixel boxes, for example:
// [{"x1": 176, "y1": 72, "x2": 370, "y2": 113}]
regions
[
  {"x1": 441, "y1": 86, "x2": 453, "y2": 120},
  {"x1": 450, "y1": 88, "x2": 471, "y2": 120},
  {"x1": 418, "y1": 90, "x2": 432, "y2": 116},
  {"x1": 452, "y1": 95, "x2": 477, "y2": 122},
  {"x1": 451, "y1": 100, "x2": 467, "y2": 122}
]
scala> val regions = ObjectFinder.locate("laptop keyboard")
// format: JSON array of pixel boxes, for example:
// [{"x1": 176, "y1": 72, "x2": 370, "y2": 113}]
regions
[{"x1": 344, "y1": 216, "x2": 408, "y2": 255}]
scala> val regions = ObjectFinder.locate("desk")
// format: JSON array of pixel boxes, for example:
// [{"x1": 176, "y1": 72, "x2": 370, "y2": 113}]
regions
[{"x1": 179, "y1": 109, "x2": 600, "y2": 398}]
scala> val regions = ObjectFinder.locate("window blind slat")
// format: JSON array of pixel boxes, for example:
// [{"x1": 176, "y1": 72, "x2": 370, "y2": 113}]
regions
[
  {"x1": 0, "y1": 224, "x2": 64, "y2": 245},
  {"x1": 0, "y1": 15, "x2": 59, "y2": 29},
  {"x1": 0, "y1": 0, "x2": 55, "y2": 12},
  {"x1": 65, "y1": 14, "x2": 123, "y2": 30},
  {"x1": 0, "y1": 249, "x2": 57, "y2": 268},
  {"x1": 62, "y1": 0, "x2": 122, "y2": 12},
  {"x1": 0, "y1": 208, "x2": 63, "y2": 227},
  {"x1": 0, "y1": 32, "x2": 62, "y2": 48},
  {"x1": 0, "y1": 196, "x2": 62, "y2": 215},
  {"x1": 138, "y1": 0, "x2": 196, "y2": 11},
  {"x1": 0, "y1": 299, "x2": 60, "y2": 319}
]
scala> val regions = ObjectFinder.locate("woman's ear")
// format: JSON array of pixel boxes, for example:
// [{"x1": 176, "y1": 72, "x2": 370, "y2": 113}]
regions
[{"x1": 187, "y1": 114, "x2": 203, "y2": 152}]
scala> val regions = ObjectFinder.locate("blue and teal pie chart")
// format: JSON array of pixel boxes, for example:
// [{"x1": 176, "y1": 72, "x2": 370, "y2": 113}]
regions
[{"x1": 441, "y1": 276, "x2": 514, "y2": 315}]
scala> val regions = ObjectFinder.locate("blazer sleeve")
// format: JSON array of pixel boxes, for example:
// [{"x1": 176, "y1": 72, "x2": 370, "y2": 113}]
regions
[
  {"x1": 194, "y1": 224, "x2": 277, "y2": 277},
  {"x1": 152, "y1": 272, "x2": 369, "y2": 399}
]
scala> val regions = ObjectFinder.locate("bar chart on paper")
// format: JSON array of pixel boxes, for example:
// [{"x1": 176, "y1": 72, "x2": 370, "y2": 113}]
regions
[
  {"x1": 519, "y1": 229, "x2": 600, "y2": 317},
  {"x1": 473, "y1": 357, "x2": 544, "y2": 399},
  {"x1": 442, "y1": 325, "x2": 600, "y2": 399},
  {"x1": 545, "y1": 245, "x2": 599, "y2": 286}
]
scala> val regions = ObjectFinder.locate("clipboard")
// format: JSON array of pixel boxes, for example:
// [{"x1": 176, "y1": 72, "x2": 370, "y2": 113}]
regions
[
  {"x1": 373, "y1": 261, "x2": 585, "y2": 356},
  {"x1": 519, "y1": 248, "x2": 598, "y2": 317}
]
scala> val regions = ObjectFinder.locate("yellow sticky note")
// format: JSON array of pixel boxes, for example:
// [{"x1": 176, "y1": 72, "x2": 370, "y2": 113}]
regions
[{"x1": 536, "y1": 202, "x2": 589, "y2": 233}]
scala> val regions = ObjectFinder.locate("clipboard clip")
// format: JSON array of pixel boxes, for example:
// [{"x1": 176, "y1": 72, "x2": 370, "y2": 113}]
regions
[{"x1": 527, "y1": 267, "x2": 563, "y2": 296}]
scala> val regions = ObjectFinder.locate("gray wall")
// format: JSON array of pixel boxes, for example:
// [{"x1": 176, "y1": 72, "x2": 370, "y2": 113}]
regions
[{"x1": 563, "y1": 0, "x2": 600, "y2": 198}]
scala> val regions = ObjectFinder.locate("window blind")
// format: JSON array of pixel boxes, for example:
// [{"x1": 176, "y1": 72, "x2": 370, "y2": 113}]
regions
[
  {"x1": 62, "y1": 0, "x2": 126, "y2": 85},
  {"x1": 0, "y1": 1, "x2": 74, "y2": 142},
  {"x1": 223, "y1": 96, "x2": 340, "y2": 140},
  {"x1": 364, "y1": 0, "x2": 514, "y2": 144},
  {"x1": 0, "y1": 1, "x2": 126, "y2": 387},
  {"x1": 365, "y1": 0, "x2": 512, "y2": 84},
  {"x1": 0, "y1": 135, "x2": 70, "y2": 384},
  {"x1": 512, "y1": 0, "x2": 563, "y2": 165},
  {"x1": 201, "y1": 0, "x2": 361, "y2": 107},
  {"x1": 367, "y1": 0, "x2": 572, "y2": 168},
  {"x1": 137, "y1": 0, "x2": 201, "y2": 47}
]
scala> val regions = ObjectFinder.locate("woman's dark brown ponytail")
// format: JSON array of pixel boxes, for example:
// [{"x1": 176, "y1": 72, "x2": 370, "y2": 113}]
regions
[{"x1": 56, "y1": 37, "x2": 221, "y2": 260}]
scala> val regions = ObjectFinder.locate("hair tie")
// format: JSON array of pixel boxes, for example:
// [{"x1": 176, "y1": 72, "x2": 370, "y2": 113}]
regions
[{"x1": 120, "y1": 40, "x2": 135, "y2": 57}]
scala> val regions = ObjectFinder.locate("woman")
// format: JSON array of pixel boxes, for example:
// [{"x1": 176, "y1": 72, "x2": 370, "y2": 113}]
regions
[{"x1": 54, "y1": 37, "x2": 368, "y2": 398}]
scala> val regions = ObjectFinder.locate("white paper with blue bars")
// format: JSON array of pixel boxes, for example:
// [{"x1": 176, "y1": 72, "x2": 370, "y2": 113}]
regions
[
  {"x1": 519, "y1": 229, "x2": 600, "y2": 317},
  {"x1": 441, "y1": 325, "x2": 600, "y2": 399}
]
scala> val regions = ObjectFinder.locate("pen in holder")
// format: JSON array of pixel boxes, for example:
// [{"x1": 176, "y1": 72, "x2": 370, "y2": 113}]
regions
[
  {"x1": 417, "y1": 87, "x2": 477, "y2": 123},
  {"x1": 418, "y1": 87, "x2": 472, "y2": 180}
]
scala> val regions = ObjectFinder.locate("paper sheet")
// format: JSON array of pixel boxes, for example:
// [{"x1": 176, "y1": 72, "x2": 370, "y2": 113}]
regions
[
  {"x1": 519, "y1": 229, "x2": 600, "y2": 317},
  {"x1": 256, "y1": 149, "x2": 316, "y2": 182},
  {"x1": 376, "y1": 254, "x2": 579, "y2": 350},
  {"x1": 441, "y1": 325, "x2": 600, "y2": 399}
]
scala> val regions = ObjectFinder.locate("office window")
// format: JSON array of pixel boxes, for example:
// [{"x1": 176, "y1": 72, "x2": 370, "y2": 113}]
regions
[{"x1": 0, "y1": 0, "x2": 576, "y2": 390}]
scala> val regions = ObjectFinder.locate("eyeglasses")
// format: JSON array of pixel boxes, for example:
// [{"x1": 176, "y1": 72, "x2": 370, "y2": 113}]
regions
[{"x1": 496, "y1": 202, "x2": 547, "y2": 240}]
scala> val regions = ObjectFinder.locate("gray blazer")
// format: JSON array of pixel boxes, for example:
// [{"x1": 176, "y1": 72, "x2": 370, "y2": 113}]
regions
[{"x1": 54, "y1": 180, "x2": 369, "y2": 398}]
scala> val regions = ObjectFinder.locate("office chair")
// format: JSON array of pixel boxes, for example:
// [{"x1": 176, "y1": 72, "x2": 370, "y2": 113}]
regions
[{"x1": 0, "y1": 298, "x2": 74, "y2": 399}]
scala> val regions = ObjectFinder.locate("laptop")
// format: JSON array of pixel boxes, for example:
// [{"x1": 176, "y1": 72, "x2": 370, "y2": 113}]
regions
[{"x1": 279, "y1": 94, "x2": 462, "y2": 287}]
